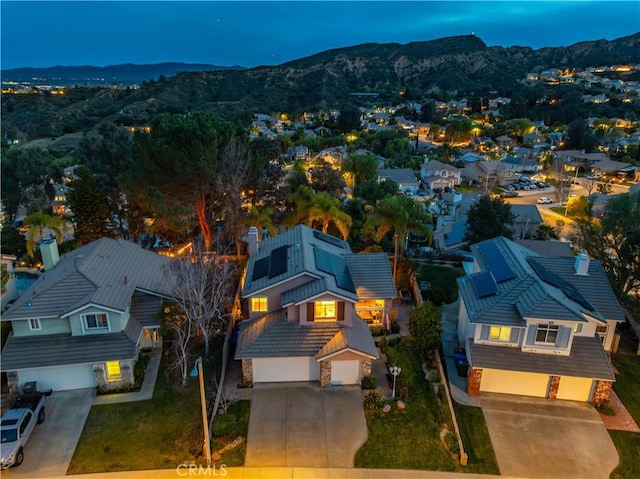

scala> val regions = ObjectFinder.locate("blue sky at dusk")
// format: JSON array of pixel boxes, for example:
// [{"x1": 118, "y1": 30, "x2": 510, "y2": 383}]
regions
[{"x1": 1, "y1": 1, "x2": 638, "y2": 70}]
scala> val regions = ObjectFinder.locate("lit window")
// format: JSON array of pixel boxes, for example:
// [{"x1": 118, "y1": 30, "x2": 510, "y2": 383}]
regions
[
  {"x1": 106, "y1": 361, "x2": 121, "y2": 379},
  {"x1": 574, "y1": 324, "x2": 583, "y2": 334},
  {"x1": 315, "y1": 301, "x2": 336, "y2": 321},
  {"x1": 251, "y1": 297, "x2": 268, "y2": 312},
  {"x1": 84, "y1": 313, "x2": 109, "y2": 330},
  {"x1": 535, "y1": 324, "x2": 559, "y2": 344},
  {"x1": 28, "y1": 318, "x2": 41, "y2": 331},
  {"x1": 489, "y1": 326, "x2": 512, "y2": 341}
]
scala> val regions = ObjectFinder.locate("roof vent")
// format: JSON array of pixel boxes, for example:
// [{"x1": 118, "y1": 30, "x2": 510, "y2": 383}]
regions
[{"x1": 574, "y1": 253, "x2": 590, "y2": 276}]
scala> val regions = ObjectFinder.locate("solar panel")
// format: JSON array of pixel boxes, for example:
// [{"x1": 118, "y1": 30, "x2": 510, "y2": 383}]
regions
[
  {"x1": 477, "y1": 242, "x2": 516, "y2": 282},
  {"x1": 314, "y1": 247, "x2": 356, "y2": 293},
  {"x1": 252, "y1": 257, "x2": 270, "y2": 281},
  {"x1": 471, "y1": 272, "x2": 499, "y2": 298},
  {"x1": 268, "y1": 245, "x2": 288, "y2": 278},
  {"x1": 313, "y1": 230, "x2": 346, "y2": 249},
  {"x1": 528, "y1": 259, "x2": 596, "y2": 312},
  {"x1": 315, "y1": 248, "x2": 334, "y2": 275}
]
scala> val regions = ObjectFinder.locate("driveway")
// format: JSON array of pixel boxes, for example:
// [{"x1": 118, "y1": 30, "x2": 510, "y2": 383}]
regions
[
  {"x1": 245, "y1": 382, "x2": 367, "y2": 468},
  {"x1": 481, "y1": 393, "x2": 619, "y2": 479},
  {"x1": 5, "y1": 388, "x2": 95, "y2": 477}
]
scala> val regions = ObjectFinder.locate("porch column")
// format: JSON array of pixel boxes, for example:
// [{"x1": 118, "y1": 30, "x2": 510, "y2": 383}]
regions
[
  {"x1": 548, "y1": 375, "x2": 561, "y2": 400},
  {"x1": 320, "y1": 360, "x2": 331, "y2": 387},
  {"x1": 467, "y1": 367, "x2": 482, "y2": 396},
  {"x1": 592, "y1": 380, "x2": 613, "y2": 406}
]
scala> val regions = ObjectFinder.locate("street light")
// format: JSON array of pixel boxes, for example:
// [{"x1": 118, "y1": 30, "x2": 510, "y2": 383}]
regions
[
  {"x1": 389, "y1": 365, "x2": 402, "y2": 399},
  {"x1": 190, "y1": 357, "x2": 212, "y2": 465}
]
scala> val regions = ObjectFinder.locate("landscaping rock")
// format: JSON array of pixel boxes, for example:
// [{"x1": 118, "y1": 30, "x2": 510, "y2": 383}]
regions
[
  {"x1": 397, "y1": 400, "x2": 405, "y2": 410},
  {"x1": 382, "y1": 404, "x2": 391, "y2": 413}
]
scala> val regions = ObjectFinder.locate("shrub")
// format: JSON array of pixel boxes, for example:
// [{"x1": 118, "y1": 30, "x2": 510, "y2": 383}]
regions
[
  {"x1": 212, "y1": 413, "x2": 237, "y2": 437},
  {"x1": 370, "y1": 326, "x2": 386, "y2": 337},
  {"x1": 361, "y1": 374, "x2": 377, "y2": 389},
  {"x1": 444, "y1": 430, "x2": 460, "y2": 456},
  {"x1": 363, "y1": 391, "x2": 384, "y2": 410},
  {"x1": 596, "y1": 402, "x2": 616, "y2": 416},
  {"x1": 389, "y1": 320, "x2": 400, "y2": 334}
]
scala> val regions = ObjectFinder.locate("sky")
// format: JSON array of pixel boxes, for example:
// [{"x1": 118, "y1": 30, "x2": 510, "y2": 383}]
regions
[{"x1": 1, "y1": 1, "x2": 639, "y2": 70}]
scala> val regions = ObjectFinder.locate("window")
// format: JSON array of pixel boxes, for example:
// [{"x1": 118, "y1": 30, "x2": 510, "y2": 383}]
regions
[
  {"x1": 356, "y1": 299, "x2": 384, "y2": 325},
  {"x1": 106, "y1": 361, "x2": 121, "y2": 380},
  {"x1": 596, "y1": 324, "x2": 608, "y2": 344},
  {"x1": 489, "y1": 326, "x2": 512, "y2": 341},
  {"x1": 251, "y1": 297, "x2": 268, "y2": 313},
  {"x1": 535, "y1": 324, "x2": 559, "y2": 344},
  {"x1": 83, "y1": 313, "x2": 109, "y2": 330},
  {"x1": 574, "y1": 323, "x2": 583, "y2": 334},
  {"x1": 28, "y1": 318, "x2": 41, "y2": 331},
  {"x1": 315, "y1": 301, "x2": 336, "y2": 321},
  {"x1": 19, "y1": 411, "x2": 32, "y2": 435}
]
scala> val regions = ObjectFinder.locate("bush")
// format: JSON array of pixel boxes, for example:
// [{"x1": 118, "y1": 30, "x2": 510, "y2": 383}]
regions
[
  {"x1": 363, "y1": 391, "x2": 385, "y2": 410},
  {"x1": 212, "y1": 413, "x2": 237, "y2": 437},
  {"x1": 370, "y1": 326, "x2": 386, "y2": 337},
  {"x1": 361, "y1": 375, "x2": 377, "y2": 389},
  {"x1": 597, "y1": 402, "x2": 616, "y2": 416},
  {"x1": 389, "y1": 320, "x2": 400, "y2": 334},
  {"x1": 444, "y1": 429, "x2": 460, "y2": 456}
]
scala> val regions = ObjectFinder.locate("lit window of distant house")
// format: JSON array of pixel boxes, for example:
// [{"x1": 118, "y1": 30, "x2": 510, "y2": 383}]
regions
[
  {"x1": 28, "y1": 318, "x2": 41, "y2": 331},
  {"x1": 535, "y1": 324, "x2": 559, "y2": 344},
  {"x1": 315, "y1": 301, "x2": 336, "y2": 321},
  {"x1": 83, "y1": 313, "x2": 109, "y2": 331},
  {"x1": 489, "y1": 326, "x2": 511, "y2": 341},
  {"x1": 251, "y1": 297, "x2": 268, "y2": 312},
  {"x1": 106, "y1": 361, "x2": 121, "y2": 380}
]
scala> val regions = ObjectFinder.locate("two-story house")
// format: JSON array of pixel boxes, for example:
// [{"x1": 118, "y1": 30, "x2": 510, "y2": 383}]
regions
[
  {"x1": 456, "y1": 237, "x2": 622, "y2": 404},
  {"x1": 420, "y1": 160, "x2": 462, "y2": 191},
  {"x1": 235, "y1": 225, "x2": 396, "y2": 386},
  {"x1": 1, "y1": 238, "x2": 174, "y2": 392}
]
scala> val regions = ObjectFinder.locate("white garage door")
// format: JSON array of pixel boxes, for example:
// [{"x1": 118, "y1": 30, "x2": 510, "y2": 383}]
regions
[
  {"x1": 253, "y1": 357, "x2": 319, "y2": 383},
  {"x1": 18, "y1": 364, "x2": 96, "y2": 391},
  {"x1": 331, "y1": 360, "x2": 361, "y2": 385},
  {"x1": 556, "y1": 376, "x2": 594, "y2": 401},
  {"x1": 481, "y1": 368, "x2": 549, "y2": 398}
]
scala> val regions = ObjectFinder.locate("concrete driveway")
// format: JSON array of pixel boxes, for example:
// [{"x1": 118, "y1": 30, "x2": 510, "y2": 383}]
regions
[
  {"x1": 481, "y1": 393, "x2": 619, "y2": 479},
  {"x1": 245, "y1": 382, "x2": 367, "y2": 468},
  {"x1": 5, "y1": 388, "x2": 95, "y2": 478}
]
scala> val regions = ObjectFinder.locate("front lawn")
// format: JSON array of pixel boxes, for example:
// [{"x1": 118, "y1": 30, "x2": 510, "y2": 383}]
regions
[
  {"x1": 212, "y1": 400, "x2": 250, "y2": 466},
  {"x1": 416, "y1": 264, "x2": 465, "y2": 306},
  {"x1": 452, "y1": 402, "x2": 500, "y2": 475},
  {"x1": 68, "y1": 358, "x2": 205, "y2": 473},
  {"x1": 609, "y1": 354, "x2": 640, "y2": 479}
]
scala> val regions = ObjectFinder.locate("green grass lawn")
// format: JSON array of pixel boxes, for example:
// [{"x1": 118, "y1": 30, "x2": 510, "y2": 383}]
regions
[
  {"x1": 68, "y1": 359, "x2": 205, "y2": 473},
  {"x1": 609, "y1": 354, "x2": 640, "y2": 479},
  {"x1": 212, "y1": 400, "x2": 250, "y2": 466},
  {"x1": 416, "y1": 264, "x2": 465, "y2": 306},
  {"x1": 452, "y1": 402, "x2": 500, "y2": 475}
]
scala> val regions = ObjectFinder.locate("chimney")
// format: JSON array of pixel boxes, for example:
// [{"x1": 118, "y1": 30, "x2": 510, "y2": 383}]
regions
[
  {"x1": 248, "y1": 226, "x2": 259, "y2": 257},
  {"x1": 40, "y1": 237, "x2": 60, "y2": 271},
  {"x1": 574, "y1": 252, "x2": 590, "y2": 276}
]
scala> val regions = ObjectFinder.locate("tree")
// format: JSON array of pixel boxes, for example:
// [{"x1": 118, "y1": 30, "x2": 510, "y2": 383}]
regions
[
  {"x1": 0, "y1": 226, "x2": 26, "y2": 258},
  {"x1": 597, "y1": 180, "x2": 613, "y2": 195},
  {"x1": 577, "y1": 192, "x2": 640, "y2": 298},
  {"x1": 241, "y1": 205, "x2": 278, "y2": 240},
  {"x1": 23, "y1": 212, "x2": 65, "y2": 257},
  {"x1": 354, "y1": 179, "x2": 398, "y2": 205},
  {"x1": 410, "y1": 301, "x2": 442, "y2": 361},
  {"x1": 286, "y1": 185, "x2": 352, "y2": 239},
  {"x1": 162, "y1": 303, "x2": 194, "y2": 387},
  {"x1": 342, "y1": 153, "x2": 379, "y2": 189},
  {"x1": 464, "y1": 195, "x2": 515, "y2": 244},
  {"x1": 67, "y1": 167, "x2": 114, "y2": 245},
  {"x1": 534, "y1": 224, "x2": 559, "y2": 241},
  {"x1": 308, "y1": 161, "x2": 345, "y2": 195},
  {"x1": 336, "y1": 104, "x2": 362, "y2": 133},
  {"x1": 364, "y1": 195, "x2": 430, "y2": 281}
]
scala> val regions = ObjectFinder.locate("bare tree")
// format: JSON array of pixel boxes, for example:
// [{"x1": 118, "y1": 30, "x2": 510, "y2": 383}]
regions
[
  {"x1": 162, "y1": 303, "x2": 194, "y2": 387},
  {"x1": 170, "y1": 241, "x2": 237, "y2": 358}
]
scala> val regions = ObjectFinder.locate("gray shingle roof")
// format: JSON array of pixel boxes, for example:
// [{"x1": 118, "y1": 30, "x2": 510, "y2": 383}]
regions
[
  {"x1": 468, "y1": 336, "x2": 615, "y2": 381},
  {"x1": 344, "y1": 253, "x2": 396, "y2": 299},
  {"x1": 515, "y1": 239, "x2": 574, "y2": 258},
  {"x1": 1, "y1": 332, "x2": 136, "y2": 371},
  {"x1": 2, "y1": 238, "x2": 174, "y2": 321}
]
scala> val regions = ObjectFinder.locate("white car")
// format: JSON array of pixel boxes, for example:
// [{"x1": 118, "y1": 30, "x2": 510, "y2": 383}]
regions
[{"x1": 537, "y1": 197, "x2": 553, "y2": 204}]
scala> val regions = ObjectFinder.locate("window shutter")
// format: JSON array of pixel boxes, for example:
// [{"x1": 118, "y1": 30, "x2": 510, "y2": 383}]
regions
[
  {"x1": 509, "y1": 328, "x2": 519, "y2": 343},
  {"x1": 337, "y1": 302, "x2": 345, "y2": 321},
  {"x1": 480, "y1": 325, "x2": 489, "y2": 340},
  {"x1": 307, "y1": 303, "x2": 315, "y2": 322},
  {"x1": 526, "y1": 325, "x2": 537, "y2": 345},
  {"x1": 558, "y1": 326, "x2": 571, "y2": 348}
]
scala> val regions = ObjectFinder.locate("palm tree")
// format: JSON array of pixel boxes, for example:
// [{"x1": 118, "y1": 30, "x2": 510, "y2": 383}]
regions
[
  {"x1": 241, "y1": 205, "x2": 278, "y2": 240},
  {"x1": 286, "y1": 185, "x2": 352, "y2": 239},
  {"x1": 23, "y1": 212, "x2": 65, "y2": 257},
  {"x1": 364, "y1": 195, "x2": 431, "y2": 281}
]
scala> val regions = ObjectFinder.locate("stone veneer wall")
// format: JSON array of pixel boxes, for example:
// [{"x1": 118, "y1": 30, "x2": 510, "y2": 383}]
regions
[
  {"x1": 241, "y1": 359, "x2": 253, "y2": 385},
  {"x1": 592, "y1": 379, "x2": 613, "y2": 406},
  {"x1": 548, "y1": 375, "x2": 561, "y2": 400},
  {"x1": 6, "y1": 371, "x2": 19, "y2": 395},
  {"x1": 93, "y1": 359, "x2": 135, "y2": 390},
  {"x1": 320, "y1": 360, "x2": 331, "y2": 387},
  {"x1": 360, "y1": 359, "x2": 372, "y2": 380},
  {"x1": 467, "y1": 368, "x2": 483, "y2": 395}
]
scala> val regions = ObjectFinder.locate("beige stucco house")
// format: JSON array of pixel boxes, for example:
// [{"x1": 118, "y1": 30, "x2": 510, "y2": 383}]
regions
[
  {"x1": 235, "y1": 225, "x2": 396, "y2": 386},
  {"x1": 457, "y1": 237, "x2": 622, "y2": 404},
  {"x1": 1, "y1": 238, "x2": 173, "y2": 392}
]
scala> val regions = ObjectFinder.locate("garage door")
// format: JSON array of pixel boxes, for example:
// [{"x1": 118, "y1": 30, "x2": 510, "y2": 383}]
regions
[
  {"x1": 481, "y1": 368, "x2": 549, "y2": 398},
  {"x1": 253, "y1": 357, "x2": 319, "y2": 383},
  {"x1": 331, "y1": 360, "x2": 361, "y2": 385},
  {"x1": 556, "y1": 376, "x2": 594, "y2": 401},
  {"x1": 18, "y1": 364, "x2": 96, "y2": 391}
]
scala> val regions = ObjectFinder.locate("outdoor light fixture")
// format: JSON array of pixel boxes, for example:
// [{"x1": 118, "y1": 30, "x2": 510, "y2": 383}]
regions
[
  {"x1": 191, "y1": 357, "x2": 212, "y2": 465},
  {"x1": 389, "y1": 365, "x2": 402, "y2": 399}
]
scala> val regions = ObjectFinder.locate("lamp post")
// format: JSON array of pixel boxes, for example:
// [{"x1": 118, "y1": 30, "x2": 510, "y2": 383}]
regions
[
  {"x1": 389, "y1": 365, "x2": 401, "y2": 399},
  {"x1": 190, "y1": 357, "x2": 212, "y2": 465}
]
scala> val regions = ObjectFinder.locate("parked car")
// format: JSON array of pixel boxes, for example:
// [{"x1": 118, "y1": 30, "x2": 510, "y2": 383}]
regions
[
  {"x1": 417, "y1": 189, "x2": 427, "y2": 196},
  {"x1": 501, "y1": 190, "x2": 519, "y2": 198},
  {"x1": 404, "y1": 189, "x2": 414, "y2": 197},
  {"x1": 537, "y1": 197, "x2": 553, "y2": 204},
  {"x1": 0, "y1": 392, "x2": 48, "y2": 469}
]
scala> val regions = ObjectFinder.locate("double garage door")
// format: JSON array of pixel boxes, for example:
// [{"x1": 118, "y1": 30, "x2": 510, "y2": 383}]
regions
[
  {"x1": 18, "y1": 364, "x2": 96, "y2": 391},
  {"x1": 252, "y1": 357, "x2": 361, "y2": 385},
  {"x1": 480, "y1": 368, "x2": 594, "y2": 402}
]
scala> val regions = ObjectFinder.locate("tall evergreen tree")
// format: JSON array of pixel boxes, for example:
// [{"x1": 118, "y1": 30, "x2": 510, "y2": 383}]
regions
[
  {"x1": 464, "y1": 195, "x2": 515, "y2": 244},
  {"x1": 67, "y1": 167, "x2": 114, "y2": 245}
]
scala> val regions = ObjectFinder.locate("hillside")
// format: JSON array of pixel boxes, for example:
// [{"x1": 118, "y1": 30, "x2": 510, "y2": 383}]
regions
[{"x1": 2, "y1": 33, "x2": 639, "y2": 140}]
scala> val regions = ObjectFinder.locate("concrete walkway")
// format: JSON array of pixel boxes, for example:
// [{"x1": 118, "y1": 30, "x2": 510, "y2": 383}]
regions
[{"x1": 93, "y1": 349, "x2": 161, "y2": 405}]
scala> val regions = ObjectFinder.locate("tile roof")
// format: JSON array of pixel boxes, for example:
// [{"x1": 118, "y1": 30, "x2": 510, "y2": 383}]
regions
[
  {"x1": 468, "y1": 336, "x2": 615, "y2": 381},
  {"x1": 344, "y1": 253, "x2": 397, "y2": 299},
  {"x1": 515, "y1": 240, "x2": 574, "y2": 257}
]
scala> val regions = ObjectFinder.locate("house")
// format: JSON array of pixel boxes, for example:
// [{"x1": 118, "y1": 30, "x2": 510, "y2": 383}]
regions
[
  {"x1": 457, "y1": 237, "x2": 623, "y2": 404},
  {"x1": 235, "y1": 225, "x2": 396, "y2": 386},
  {"x1": 420, "y1": 160, "x2": 462, "y2": 191},
  {"x1": 510, "y1": 204, "x2": 543, "y2": 239},
  {"x1": 1, "y1": 238, "x2": 174, "y2": 392},
  {"x1": 462, "y1": 161, "x2": 519, "y2": 188},
  {"x1": 495, "y1": 135, "x2": 517, "y2": 148},
  {"x1": 377, "y1": 168, "x2": 420, "y2": 195}
]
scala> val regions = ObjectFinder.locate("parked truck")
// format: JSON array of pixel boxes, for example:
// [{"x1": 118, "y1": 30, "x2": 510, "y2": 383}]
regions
[{"x1": 0, "y1": 393, "x2": 47, "y2": 469}]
